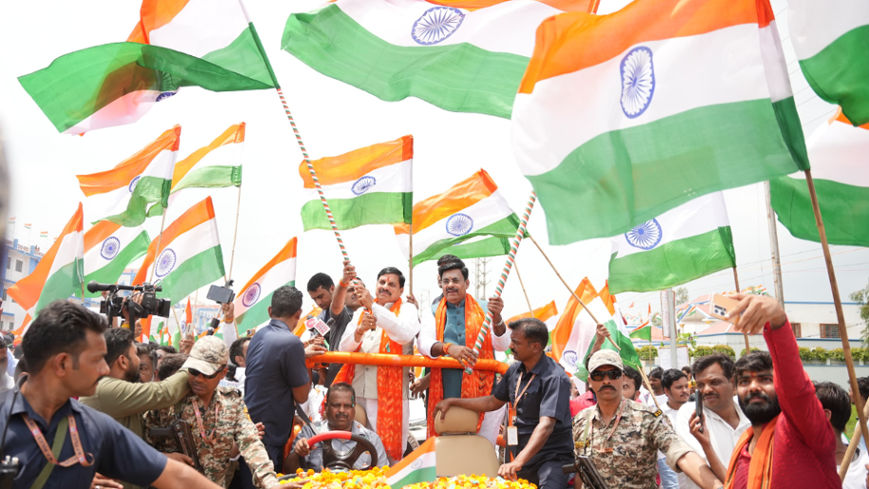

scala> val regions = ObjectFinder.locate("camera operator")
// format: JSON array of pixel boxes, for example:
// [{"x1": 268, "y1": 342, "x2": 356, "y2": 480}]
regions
[{"x1": 0, "y1": 300, "x2": 220, "y2": 489}]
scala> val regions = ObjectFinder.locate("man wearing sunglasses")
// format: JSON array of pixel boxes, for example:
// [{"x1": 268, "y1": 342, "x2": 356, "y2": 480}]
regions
[
  {"x1": 573, "y1": 349, "x2": 725, "y2": 489},
  {"x1": 144, "y1": 337, "x2": 281, "y2": 488}
]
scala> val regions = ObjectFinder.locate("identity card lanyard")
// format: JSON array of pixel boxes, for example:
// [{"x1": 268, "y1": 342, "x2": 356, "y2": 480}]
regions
[
  {"x1": 507, "y1": 372, "x2": 536, "y2": 446},
  {"x1": 192, "y1": 398, "x2": 221, "y2": 445},
  {"x1": 23, "y1": 414, "x2": 94, "y2": 467},
  {"x1": 583, "y1": 399, "x2": 625, "y2": 454}
]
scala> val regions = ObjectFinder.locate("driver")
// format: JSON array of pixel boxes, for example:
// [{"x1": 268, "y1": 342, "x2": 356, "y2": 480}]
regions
[{"x1": 285, "y1": 383, "x2": 389, "y2": 472}]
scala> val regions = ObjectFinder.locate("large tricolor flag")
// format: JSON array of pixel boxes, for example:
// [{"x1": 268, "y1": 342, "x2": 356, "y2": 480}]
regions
[
  {"x1": 788, "y1": 0, "x2": 869, "y2": 125},
  {"x1": 281, "y1": 0, "x2": 596, "y2": 120},
  {"x1": 608, "y1": 193, "x2": 736, "y2": 294},
  {"x1": 394, "y1": 169, "x2": 519, "y2": 266},
  {"x1": 299, "y1": 136, "x2": 412, "y2": 231},
  {"x1": 76, "y1": 126, "x2": 179, "y2": 227},
  {"x1": 7, "y1": 204, "x2": 84, "y2": 329},
  {"x1": 771, "y1": 110, "x2": 869, "y2": 247},
  {"x1": 512, "y1": 0, "x2": 808, "y2": 244},
  {"x1": 385, "y1": 437, "x2": 436, "y2": 488},
  {"x1": 83, "y1": 220, "x2": 150, "y2": 296},
  {"x1": 233, "y1": 237, "x2": 298, "y2": 335},
  {"x1": 133, "y1": 197, "x2": 225, "y2": 304},
  {"x1": 172, "y1": 123, "x2": 245, "y2": 193},
  {"x1": 18, "y1": 0, "x2": 274, "y2": 134}
]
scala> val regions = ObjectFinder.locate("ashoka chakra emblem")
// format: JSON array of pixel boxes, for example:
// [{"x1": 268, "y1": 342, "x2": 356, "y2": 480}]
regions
[
  {"x1": 411, "y1": 6, "x2": 465, "y2": 45},
  {"x1": 351, "y1": 176, "x2": 376, "y2": 196},
  {"x1": 128, "y1": 175, "x2": 141, "y2": 193},
  {"x1": 620, "y1": 46, "x2": 655, "y2": 119},
  {"x1": 445, "y1": 213, "x2": 473, "y2": 237},
  {"x1": 563, "y1": 350, "x2": 578, "y2": 368},
  {"x1": 155, "y1": 248, "x2": 177, "y2": 278},
  {"x1": 100, "y1": 236, "x2": 121, "y2": 260},
  {"x1": 156, "y1": 91, "x2": 177, "y2": 102},
  {"x1": 624, "y1": 219, "x2": 663, "y2": 250},
  {"x1": 242, "y1": 283, "x2": 261, "y2": 308}
]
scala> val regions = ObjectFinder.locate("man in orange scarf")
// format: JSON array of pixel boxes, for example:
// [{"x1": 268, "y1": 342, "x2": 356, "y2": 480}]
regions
[
  {"x1": 418, "y1": 258, "x2": 510, "y2": 442},
  {"x1": 337, "y1": 267, "x2": 420, "y2": 463},
  {"x1": 721, "y1": 294, "x2": 839, "y2": 489}
]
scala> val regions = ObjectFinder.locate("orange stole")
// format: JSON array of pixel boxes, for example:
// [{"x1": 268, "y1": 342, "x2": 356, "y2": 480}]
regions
[
  {"x1": 724, "y1": 416, "x2": 777, "y2": 489},
  {"x1": 332, "y1": 300, "x2": 405, "y2": 461},
  {"x1": 426, "y1": 295, "x2": 495, "y2": 438}
]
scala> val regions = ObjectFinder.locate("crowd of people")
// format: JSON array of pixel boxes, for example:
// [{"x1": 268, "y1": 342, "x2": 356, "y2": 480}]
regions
[{"x1": 0, "y1": 254, "x2": 865, "y2": 489}]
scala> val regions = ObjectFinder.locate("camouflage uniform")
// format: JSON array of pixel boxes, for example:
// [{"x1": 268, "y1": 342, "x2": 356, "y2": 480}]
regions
[
  {"x1": 145, "y1": 387, "x2": 278, "y2": 488},
  {"x1": 572, "y1": 398, "x2": 693, "y2": 489}
]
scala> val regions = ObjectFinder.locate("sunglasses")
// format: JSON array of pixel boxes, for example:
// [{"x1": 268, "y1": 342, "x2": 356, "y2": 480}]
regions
[
  {"x1": 189, "y1": 367, "x2": 224, "y2": 379},
  {"x1": 589, "y1": 369, "x2": 623, "y2": 381}
]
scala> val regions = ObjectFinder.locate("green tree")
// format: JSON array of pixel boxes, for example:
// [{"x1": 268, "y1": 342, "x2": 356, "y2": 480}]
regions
[
  {"x1": 850, "y1": 281, "x2": 869, "y2": 345},
  {"x1": 675, "y1": 287, "x2": 689, "y2": 306}
]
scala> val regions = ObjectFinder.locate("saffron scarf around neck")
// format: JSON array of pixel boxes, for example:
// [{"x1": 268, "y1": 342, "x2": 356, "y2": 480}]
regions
[
  {"x1": 725, "y1": 416, "x2": 778, "y2": 489},
  {"x1": 426, "y1": 295, "x2": 495, "y2": 438},
  {"x1": 332, "y1": 299, "x2": 405, "y2": 461}
]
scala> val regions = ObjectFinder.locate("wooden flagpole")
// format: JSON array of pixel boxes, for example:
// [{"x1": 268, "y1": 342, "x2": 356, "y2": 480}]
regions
[
  {"x1": 527, "y1": 234, "x2": 600, "y2": 324},
  {"x1": 840, "y1": 396, "x2": 869, "y2": 480},
  {"x1": 513, "y1": 261, "x2": 534, "y2": 316},
  {"x1": 763, "y1": 181, "x2": 786, "y2": 307},
  {"x1": 732, "y1": 267, "x2": 751, "y2": 354},
  {"x1": 226, "y1": 183, "x2": 243, "y2": 284},
  {"x1": 803, "y1": 168, "x2": 869, "y2": 451}
]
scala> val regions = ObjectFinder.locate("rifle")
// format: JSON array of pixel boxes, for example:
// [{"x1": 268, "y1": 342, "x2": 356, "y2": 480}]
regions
[
  {"x1": 149, "y1": 418, "x2": 203, "y2": 473},
  {"x1": 562, "y1": 455, "x2": 609, "y2": 489}
]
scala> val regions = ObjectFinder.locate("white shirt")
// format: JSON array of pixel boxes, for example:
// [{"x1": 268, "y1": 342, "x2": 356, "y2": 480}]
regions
[
  {"x1": 338, "y1": 301, "x2": 420, "y2": 399},
  {"x1": 674, "y1": 398, "x2": 751, "y2": 489},
  {"x1": 843, "y1": 444, "x2": 869, "y2": 489}
]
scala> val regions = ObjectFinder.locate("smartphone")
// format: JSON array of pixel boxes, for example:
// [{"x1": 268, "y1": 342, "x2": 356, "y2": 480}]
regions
[
  {"x1": 710, "y1": 293, "x2": 741, "y2": 325},
  {"x1": 695, "y1": 392, "x2": 704, "y2": 433}
]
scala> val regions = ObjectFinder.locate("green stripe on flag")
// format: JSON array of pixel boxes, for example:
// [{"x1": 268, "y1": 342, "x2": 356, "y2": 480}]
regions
[
  {"x1": 281, "y1": 5, "x2": 528, "y2": 119},
  {"x1": 799, "y1": 25, "x2": 869, "y2": 125},
  {"x1": 34, "y1": 259, "x2": 84, "y2": 313},
  {"x1": 98, "y1": 176, "x2": 170, "y2": 227},
  {"x1": 158, "y1": 247, "x2": 225, "y2": 304},
  {"x1": 608, "y1": 227, "x2": 736, "y2": 294},
  {"x1": 388, "y1": 467, "x2": 437, "y2": 489},
  {"x1": 173, "y1": 166, "x2": 242, "y2": 193},
  {"x1": 576, "y1": 319, "x2": 640, "y2": 382},
  {"x1": 412, "y1": 215, "x2": 520, "y2": 266},
  {"x1": 200, "y1": 27, "x2": 274, "y2": 88},
  {"x1": 770, "y1": 175, "x2": 869, "y2": 247},
  {"x1": 527, "y1": 98, "x2": 808, "y2": 244},
  {"x1": 18, "y1": 42, "x2": 274, "y2": 133},
  {"x1": 84, "y1": 231, "x2": 150, "y2": 296},
  {"x1": 629, "y1": 325, "x2": 652, "y2": 341},
  {"x1": 301, "y1": 192, "x2": 412, "y2": 231}
]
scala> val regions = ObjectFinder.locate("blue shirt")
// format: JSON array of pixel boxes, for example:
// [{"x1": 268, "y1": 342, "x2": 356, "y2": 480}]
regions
[
  {"x1": 245, "y1": 319, "x2": 309, "y2": 447},
  {"x1": 492, "y1": 355, "x2": 573, "y2": 464},
  {"x1": 432, "y1": 298, "x2": 489, "y2": 400},
  {"x1": 0, "y1": 390, "x2": 166, "y2": 489}
]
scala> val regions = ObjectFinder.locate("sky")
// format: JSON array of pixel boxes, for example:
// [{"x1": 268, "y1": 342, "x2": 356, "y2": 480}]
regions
[{"x1": 0, "y1": 0, "x2": 866, "y2": 328}]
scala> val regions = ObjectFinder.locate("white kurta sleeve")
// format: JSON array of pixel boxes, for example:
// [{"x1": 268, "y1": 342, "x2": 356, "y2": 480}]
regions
[
  {"x1": 372, "y1": 302, "x2": 420, "y2": 345},
  {"x1": 491, "y1": 321, "x2": 511, "y2": 352},
  {"x1": 418, "y1": 311, "x2": 438, "y2": 358},
  {"x1": 339, "y1": 309, "x2": 364, "y2": 352}
]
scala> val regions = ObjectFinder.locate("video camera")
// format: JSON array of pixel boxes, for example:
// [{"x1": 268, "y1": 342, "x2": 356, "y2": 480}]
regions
[{"x1": 87, "y1": 281, "x2": 172, "y2": 324}]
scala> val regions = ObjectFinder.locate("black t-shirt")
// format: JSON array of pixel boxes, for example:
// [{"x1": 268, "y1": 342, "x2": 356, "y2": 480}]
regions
[{"x1": 319, "y1": 306, "x2": 353, "y2": 385}]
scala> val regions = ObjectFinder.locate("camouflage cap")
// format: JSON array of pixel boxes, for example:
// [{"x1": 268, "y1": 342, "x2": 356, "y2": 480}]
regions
[
  {"x1": 182, "y1": 336, "x2": 228, "y2": 376},
  {"x1": 587, "y1": 349, "x2": 623, "y2": 374}
]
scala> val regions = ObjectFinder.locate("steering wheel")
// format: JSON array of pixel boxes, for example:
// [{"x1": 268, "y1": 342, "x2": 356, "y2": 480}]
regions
[{"x1": 311, "y1": 431, "x2": 379, "y2": 471}]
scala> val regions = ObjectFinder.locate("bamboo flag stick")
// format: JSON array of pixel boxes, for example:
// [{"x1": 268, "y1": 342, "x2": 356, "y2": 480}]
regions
[
  {"x1": 803, "y1": 168, "x2": 869, "y2": 450},
  {"x1": 514, "y1": 261, "x2": 534, "y2": 316},
  {"x1": 840, "y1": 395, "x2": 869, "y2": 480},
  {"x1": 467, "y1": 192, "x2": 537, "y2": 374},
  {"x1": 527, "y1": 234, "x2": 600, "y2": 325},
  {"x1": 732, "y1": 267, "x2": 750, "y2": 354},
  {"x1": 226, "y1": 183, "x2": 244, "y2": 283}
]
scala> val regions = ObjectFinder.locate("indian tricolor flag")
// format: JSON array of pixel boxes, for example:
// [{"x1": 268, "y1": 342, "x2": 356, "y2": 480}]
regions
[
  {"x1": 771, "y1": 110, "x2": 869, "y2": 247},
  {"x1": 385, "y1": 437, "x2": 436, "y2": 488},
  {"x1": 233, "y1": 237, "x2": 298, "y2": 335},
  {"x1": 788, "y1": 0, "x2": 869, "y2": 125},
  {"x1": 394, "y1": 169, "x2": 518, "y2": 266},
  {"x1": 133, "y1": 197, "x2": 225, "y2": 304},
  {"x1": 172, "y1": 123, "x2": 244, "y2": 193},
  {"x1": 18, "y1": 0, "x2": 274, "y2": 134},
  {"x1": 550, "y1": 278, "x2": 602, "y2": 372},
  {"x1": 83, "y1": 220, "x2": 150, "y2": 296},
  {"x1": 608, "y1": 192, "x2": 736, "y2": 294},
  {"x1": 7, "y1": 204, "x2": 84, "y2": 329},
  {"x1": 512, "y1": 0, "x2": 808, "y2": 245},
  {"x1": 300, "y1": 136, "x2": 412, "y2": 231},
  {"x1": 282, "y1": 0, "x2": 597, "y2": 119},
  {"x1": 77, "y1": 126, "x2": 179, "y2": 227}
]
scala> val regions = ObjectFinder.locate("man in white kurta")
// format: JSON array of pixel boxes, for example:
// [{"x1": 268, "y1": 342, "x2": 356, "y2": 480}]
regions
[{"x1": 339, "y1": 266, "x2": 419, "y2": 461}]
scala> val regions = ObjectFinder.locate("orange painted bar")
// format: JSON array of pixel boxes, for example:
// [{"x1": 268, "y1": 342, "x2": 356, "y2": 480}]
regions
[{"x1": 306, "y1": 351, "x2": 509, "y2": 374}]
